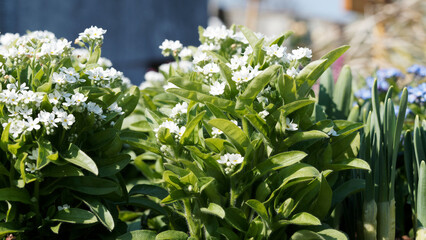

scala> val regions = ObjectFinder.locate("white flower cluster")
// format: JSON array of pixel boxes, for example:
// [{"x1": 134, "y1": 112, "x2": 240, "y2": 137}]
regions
[
  {"x1": 217, "y1": 153, "x2": 244, "y2": 174},
  {"x1": 76, "y1": 26, "x2": 107, "y2": 43},
  {"x1": 139, "y1": 70, "x2": 165, "y2": 90},
  {"x1": 154, "y1": 120, "x2": 186, "y2": 141},
  {"x1": 159, "y1": 39, "x2": 183, "y2": 57},
  {"x1": 0, "y1": 28, "x2": 126, "y2": 142},
  {"x1": 0, "y1": 30, "x2": 71, "y2": 61}
]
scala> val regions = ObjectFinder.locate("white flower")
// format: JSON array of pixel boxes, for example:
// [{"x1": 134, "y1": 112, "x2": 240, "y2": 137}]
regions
[
  {"x1": 231, "y1": 32, "x2": 249, "y2": 44},
  {"x1": 171, "y1": 102, "x2": 188, "y2": 118},
  {"x1": 20, "y1": 90, "x2": 36, "y2": 104},
  {"x1": 98, "y1": 57, "x2": 112, "y2": 67},
  {"x1": 18, "y1": 106, "x2": 33, "y2": 119},
  {"x1": 177, "y1": 126, "x2": 186, "y2": 139},
  {"x1": 209, "y1": 81, "x2": 226, "y2": 96},
  {"x1": 55, "y1": 112, "x2": 75, "y2": 129},
  {"x1": 202, "y1": 63, "x2": 220, "y2": 75},
  {"x1": 26, "y1": 117, "x2": 41, "y2": 132},
  {"x1": 288, "y1": 47, "x2": 312, "y2": 61},
  {"x1": 71, "y1": 93, "x2": 87, "y2": 106},
  {"x1": 231, "y1": 66, "x2": 259, "y2": 84},
  {"x1": 144, "y1": 71, "x2": 164, "y2": 82},
  {"x1": 154, "y1": 120, "x2": 180, "y2": 135},
  {"x1": 52, "y1": 72, "x2": 67, "y2": 85},
  {"x1": 48, "y1": 90, "x2": 62, "y2": 105},
  {"x1": 328, "y1": 129, "x2": 339, "y2": 136},
  {"x1": 77, "y1": 26, "x2": 106, "y2": 42},
  {"x1": 0, "y1": 33, "x2": 20, "y2": 46},
  {"x1": 286, "y1": 67, "x2": 298, "y2": 78},
  {"x1": 265, "y1": 44, "x2": 286, "y2": 58},
  {"x1": 192, "y1": 52, "x2": 209, "y2": 64},
  {"x1": 259, "y1": 110, "x2": 269, "y2": 120},
  {"x1": 198, "y1": 43, "x2": 220, "y2": 51},
  {"x1": 226, "y1": 55, "x2": 248, "y2": 70},
  {"x1": 9, "y1": 120, "x2": 26, "y2": 138},
  {"x1": 179, "y1": 47, "x2": 192, "y2": 58},
  {"x1": 159, "y1": 39, "x2": 183, "y2": 56},
  {"x1": 211, "y1": 127, "x2": 223, "y2": 137},
  {"x1": 28, "y1": 148, "x2": 39, "y2": 160},
  {"x1": 107, "y1": 102, "x2": 124, "y2": 115},
  {"x1": 60, "y1": 67, "x2": 80, "y2": 83},
  {"x1": 244, "y1": 46, "x2": 253, "y2": 56},
  {"x1": 38, "y1": 111, "x2": 58, "y2": 128},
  {"x1": 203, "y1": 25, "x2": 233, "y2": 41},
  {"x1": 25, "y1": 162, "x2": 37, "y2": 173},
  {"x1": 217, "y1": 153, "x2": 244, "y2": 166},
  {"x1": 86, "y1": 102, "x2": 103, "y2": 116},
  {"x1": 57, "y1": 204, "x2": 70, "y2": 211},
  {"x1": 285, "y1": 118, "x2": 298, "y2": 131}
]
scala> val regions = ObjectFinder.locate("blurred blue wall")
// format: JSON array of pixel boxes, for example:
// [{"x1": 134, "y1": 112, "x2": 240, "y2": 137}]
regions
[{"x1": 0, "y1": 0, "x2": 208, "y2": 84}]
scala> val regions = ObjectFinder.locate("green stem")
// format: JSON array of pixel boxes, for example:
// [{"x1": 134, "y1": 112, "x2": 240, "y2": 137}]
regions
[{"x1": 183, "y1": 199, "x2": 199, "y2": 239}]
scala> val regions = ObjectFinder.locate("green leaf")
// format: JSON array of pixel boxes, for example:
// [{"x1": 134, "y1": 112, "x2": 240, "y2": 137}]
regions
[
  {"x1": 97, "y1": 154, "x2": 131, "y2": 177},
  {"x1": 167, "y1": 88, "x2": 237, "y2": 115},
  {"x1": 201, "y1": 202, "x2": 226, "y2": 219},
  {"x1": 155, "y1": 230, "x2": 188, "y2": 240},
  {"x1": 0, "y1": 188, "x2": 31, "y2": 204},
  {"x1": 168, "y1": 76, "x2": 210, "y2": 94},
  {"x1": 208, "y1": 118, "x2": 250, "y2": 154},
  {"x1": 235, "y1": 65, "x2": 281, "y2": 110},
  {"x1": 317, "y1": 229, "x2": 348, "y2": 240},
  {"x1": 0, "y1": 123, "x2": 10, "y2": 151},
  {"x1": 269, "y1": 31, "x2": 293, "y2": 46},
  {"x1": 279, "y1": 99, "x2": 316, "y2": 116},
  {"x1": 80, "y1": 197, "x2": 115, "y2": 231},
  {"x1": 282, "y1": 130, "x2": 329, "y2": 148},
  {"x1": 246, "y1": 199, "x2": 269, "y2": 223},
  {"x1": 238, "y1": 25, "x2": 259, "y2": 49},
  {"x1": 129, "y1": 184, "x2": 168, "y2": 200},
  {"x1": 332, "y1": 65, "x2": 352, "y2": 119},
  {"x1": 225, "y1": 207, "x2": 249, "y2": 232},
  {"x1": 61, "y1": 143, "x2": 98, "y2": 175},
  {"x1": 206, "y1": 50, "x2": 230, "y2": 63},
  {"x1": 0, "y1": 222, "x2": 24, "y2": 235},
  {"x1": 318, "y1": 68, "x2": 334, "y2": 109},
  {"x1": 52, "y1": 208, "x2": 98, "y2": 224},
  {"x1": 180, "y1": 111, "x2": 206, "y2": 144},
  {"x1": 277, "y1": 212, "x2": 321, "y2": 226},
  {"x1": 37, "y1": 139, "x2": 56, "y2": 169},
  {"x1": 128, "y1": 196, "x2": 167, "y2": 215},
  {"x1": 290, "y1": 230, "x2": 326, "y2": 240},
  {"x1": 205, "y1": 138, "x2": 226, "y2": 152},
  {"x1": 118, "y1": 86, "x2": 141, "y2": 117},
  {"x1": 418, "y1": 161, "x2": 426, "y2": 228},
  {"x1": 217, "y1": 227, "x2": 240, "y2": 240},
  {"x1": 42, "y1": 164, "x2": 84, "y2": 177},
  {"x1": 331, "y1": 179, "x2": 365, "y2": 210},
  {"x1": 117, "y1": 230, "x2": 156, "y2": 240},
  {"x1": 327, "y1": 158, "x2": 370, "y2": 171},
  {"x1": 252, "y1": 151, "x2": 307, "y2": 177},
  {"x1": 311, "y1": 174, "x2": 332, "y2": 219},
  {"x1": 57, "y1": 176, "x2": 119, "y2": 195},
  {"x1": 88, "y1": 45, "x2": 101, "y2": 64}
]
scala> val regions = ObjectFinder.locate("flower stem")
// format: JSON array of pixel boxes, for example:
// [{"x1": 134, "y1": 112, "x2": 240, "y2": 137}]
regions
[{"x1": 183, "y1": 199, "x2": 199, "y2": 239}]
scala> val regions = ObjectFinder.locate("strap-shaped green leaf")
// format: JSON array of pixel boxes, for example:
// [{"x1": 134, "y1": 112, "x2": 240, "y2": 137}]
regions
[
  {"x1": 156, "y1": 230, "x2": 188, "y2": 240},
  {"x1": 246, "y1": 199, "x2": 270, "y2": 224},
  {"x1": 208, "y1": 118, "x2": 250, "y2": 154},
  {"x1": 0, "y1": 122, "x2": 10, "y2": 151},
  {"x1": 167, "y1": 88, "x2": 237, "y2": 116},
  {"x1": 225, "y1": 207, "x2": 249, "y2": 232},
  {"x1": 235, "y1": 65, "x2": 281, "y2": 110},
  {"x1": 79, "y1": 197, "x2": 115, "y2": 231},
  {"x1": 180, "y1": 111, "x2": 206, "y2": 144},
  {"x1": 168, "y1": 77, "x2": 210, "y2": 94},
  {"x1": 52, "y1": 208, "x2": 98, "y2": 224},
  {"x1": 282, "y1": 130, "x2": 329, "y2": 148},
  {"x1": 0, "y1": 188, "x2": 31, "y2": 204},
  {"x1": 268, "y1": 31, "x2": 293, "y2": 46},
  {"x1": 61, "y1": 143, "x2": 98, "y2": 175},
  {"x1": 200, "y1": 202, "x2": 225, "y2": 219},
  {"x1": 117, "y1": 230, "x2": 156, "y2": 240},
  {"x1": 333, "y1": 65, "x2": 352, "y2": 119}
]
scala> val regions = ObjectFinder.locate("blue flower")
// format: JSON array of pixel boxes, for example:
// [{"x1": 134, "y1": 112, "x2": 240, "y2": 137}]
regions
[
  {"x1": 407, "y1": 64, "x2": 426, "y2": 77},
  {"x1": 355, "y1": 87, "x2": 371, "y2": 100},
  {"x1": 365, "y1": 75, "x2": 390, "y2": 92},
  {"x1": 394, "y1": 105, "x2": 411, "y2": 117},
  {"x1": 376, "y1": 68, "x2": 404, "y2": 80},
  {"x1": 406, "y1": 83, "x2": 426, "y2": 104}
]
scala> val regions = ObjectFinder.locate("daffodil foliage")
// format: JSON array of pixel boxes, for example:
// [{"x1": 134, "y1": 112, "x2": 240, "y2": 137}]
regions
[
  {"x1": 0, "y1": 27, "x2": 140, "y2": 238},
  {"x1": 126, "y1": 25, "x2": 370, "y2": 239}
]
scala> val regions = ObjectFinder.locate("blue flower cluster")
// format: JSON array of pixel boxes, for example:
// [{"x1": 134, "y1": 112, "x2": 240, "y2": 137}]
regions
[
  {"x1": 406, "y1": 83, "x2": 426, "y2": 104},
  {"x1": 355, "y1": 68, "x2": 403, "y2": 100},
  {"x1": 407, "y1": 64, "x2": 426, "y2": 77}
]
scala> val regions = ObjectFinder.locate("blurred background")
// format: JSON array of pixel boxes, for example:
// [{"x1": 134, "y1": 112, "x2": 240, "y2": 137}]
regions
[{"x1": 0, "y1": 0, "x2": 424, "y2": 85}]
